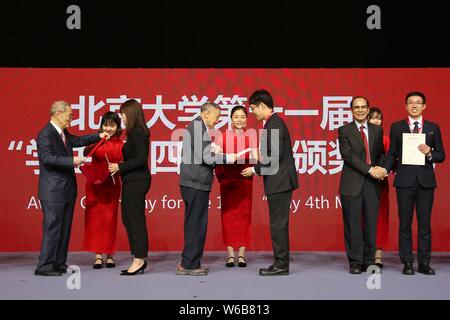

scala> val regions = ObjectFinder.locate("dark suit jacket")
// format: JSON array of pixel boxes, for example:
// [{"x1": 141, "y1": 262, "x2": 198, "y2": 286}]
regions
[
  {"x1": 179, "y1": 116, "x2": 226, "y2": 192},
  {"x1": 338, "y1": 121, "x2": 386, "y2": 197},
  {"x1": 254, "y1": 113, "x2": 299, "y2": 196},
  {"x1": 384, "y1": 119, "x2": 445, "y2": 188},
  {"x1": 37, "y1": 122, "x2": 100, "y2": 202},
  {"x1": 118, "y1": 128, "x2": 151, "y2": 183}
]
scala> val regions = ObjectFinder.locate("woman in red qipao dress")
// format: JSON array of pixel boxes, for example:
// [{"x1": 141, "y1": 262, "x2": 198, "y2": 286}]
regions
[
  {"x1": 368, "y1": 107, "x2": 390, "y2": 268},
  {"x1": 83, "y1": 112, "x2": 124, "y2": 269},
  {"x1": 215, "y1": 106, "x2": 258, "y2": 268}
]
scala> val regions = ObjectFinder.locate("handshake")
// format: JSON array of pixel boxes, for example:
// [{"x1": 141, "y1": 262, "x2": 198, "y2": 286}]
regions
[{"x1": 369, "y1": 166, "x2": 388, "y2": 180}]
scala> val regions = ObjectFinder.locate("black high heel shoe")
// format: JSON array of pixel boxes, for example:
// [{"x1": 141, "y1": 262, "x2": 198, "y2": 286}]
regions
[
  {"x1": 120, "y1": 261, "x2": 147, "y2": 276},
  {"x1": 237, "y1": 256, "x2": 247, "y2": 268}
]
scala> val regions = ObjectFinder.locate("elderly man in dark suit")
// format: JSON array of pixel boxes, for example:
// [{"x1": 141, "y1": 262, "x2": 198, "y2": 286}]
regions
[
  {"x1": 382, "y1": 92, "x2": 445, "y2": 275},
  {"x1": 176, "y1": 102, "x2": 237, "y2": 276},
  {"x1": 338, "y1": 96, "x2": 386, "y2": 274},
  {"x1": 35, "y1": 101, "x2": 108, "y2": 276},
  {"x1": 242, "y1": 89, "x2": 299, "y2": 276}
]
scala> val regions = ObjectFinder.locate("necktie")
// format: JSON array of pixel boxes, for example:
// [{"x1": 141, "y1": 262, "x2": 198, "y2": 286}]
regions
[
  {"x1": 413, "y1": 121, "x2": 419, "y2": 133},
  {"x1": 360, "y1": 125, "x2": 371, "y2": 165},
  {"x1": 60, "y1": 132, "x2": 67, "y2": 147}
]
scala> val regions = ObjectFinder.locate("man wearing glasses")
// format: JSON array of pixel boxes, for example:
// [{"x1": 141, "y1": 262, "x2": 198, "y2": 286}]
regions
[
  {"x1": 35, "y1": 101, "x2": 109, "y2": 276},
  {"x1": 382, "y1": 92, "x2": 445, "y2": 275},
  {"x1": 242, "y1": 89, "x2": 298, "y2": 276}
]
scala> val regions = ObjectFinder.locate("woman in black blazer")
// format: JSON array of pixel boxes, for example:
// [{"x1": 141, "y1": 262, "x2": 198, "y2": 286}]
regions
[{"x1": 109, "y1": 99, "x2": 151, "y2": 275}]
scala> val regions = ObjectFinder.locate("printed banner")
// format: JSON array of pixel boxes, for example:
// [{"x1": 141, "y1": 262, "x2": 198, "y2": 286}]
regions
[{"x1": 1, "y1": 68, "x2": 449, "y2": 251}]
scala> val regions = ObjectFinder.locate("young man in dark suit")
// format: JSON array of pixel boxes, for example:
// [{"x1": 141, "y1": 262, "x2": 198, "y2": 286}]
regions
[
  {"x1": 382, "y1": 92, "x2": 445, "y2": 275},
  {"x1": 338, "y1": 96, "x2": 386, "y2": 274},
  {"x1": 35, "y1": 101, "x2": 107, "y2": 276},
  {"x1": 242, "y1": 89, "x2": 299, "y2": 276}
]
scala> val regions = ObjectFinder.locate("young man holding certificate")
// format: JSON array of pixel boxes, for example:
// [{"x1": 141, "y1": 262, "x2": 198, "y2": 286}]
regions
[{"x1": 382, "y1": 92, "x2": 445, "y2": 275}]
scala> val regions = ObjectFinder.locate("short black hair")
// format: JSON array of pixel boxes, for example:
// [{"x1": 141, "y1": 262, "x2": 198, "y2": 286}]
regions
[
  {"x1": 230, "y1": 105, "x2": 247, "y2": 118},
  {"x1": 405, "y1": 91, "x2": 426, "y2": 104},
  {"x1": 350, "y1": 96, "x2": 370, "y2": 109},
  {"x1": 249, "y1": 89, "x2": 274, "y2": 109},
  {"x1": 99, "y1": 111, "x2": 122, "y2": 138}
]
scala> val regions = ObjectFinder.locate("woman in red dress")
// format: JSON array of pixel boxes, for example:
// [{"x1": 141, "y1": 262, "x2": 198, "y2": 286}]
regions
[
  {"x1": 83, "y1": 112, "x2": 124, "y2": 269},
  {"x1": 215, "y1": 106, "x2": 258, "y2": 267},
  {"x1": 368, "y1": 107, "x2": 390, "y2": 268}
]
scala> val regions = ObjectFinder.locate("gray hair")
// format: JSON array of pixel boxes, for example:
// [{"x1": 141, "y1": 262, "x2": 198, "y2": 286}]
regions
[
  {"x1": 200, "y1": 101, "x2": 220, "y2": 113},
  {"x1": 50, "y1": 100, "x2": 70, "y2": 116}
]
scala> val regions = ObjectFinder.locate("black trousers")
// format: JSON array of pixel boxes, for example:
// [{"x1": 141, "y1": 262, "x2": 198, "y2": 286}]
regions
[
  {"x1": 267, "y1": 190, "x2": 292, "y2": 270},
  {"x1": 180, "y1": 186, "x2": 210, "y2": 270},
  {"x1": 37, "y1": 199, "x2": 76, "y2": 271},
  {"x1": 396, "y1": 180, "x2": 434, "y2": 264},
  {"x1": 121, "y1": 179, "x2": 151, "y2": 259},
  {"x1": 341, "y1": 177, "x2": 379, "y2": 267}
]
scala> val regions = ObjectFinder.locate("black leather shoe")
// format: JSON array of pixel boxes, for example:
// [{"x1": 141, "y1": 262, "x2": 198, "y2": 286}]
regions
[
  {"x1": 93, "y1": 258, "x2": 104, "y2": 269},
  {"x1": 237, "y1": 256, "x2": 247, "y2": 268},
  {"x1": 418, "y1": 263, "x2": 436, "y2": 275},
  {"x1": 259, "y1": 266, "x2": 289, "y2": 276},
  {"x1": 225, "y1": 257, "x2": 235, "y2": 268},
  {"x1": 106, "y1": 257, "x2": 116, "y2": 268},
  {"x1": 402, "y1": 262, "x2": 415, "y2": 275},
  {"x1": 349, "y1": 265, "x2": 362, "y2": 274},
  {"x1": 35, "y1": 269, "x2": 62, "y2": 276},
  {"x1": 55, "y1": 264, "x2": 68, "y2": 273}
]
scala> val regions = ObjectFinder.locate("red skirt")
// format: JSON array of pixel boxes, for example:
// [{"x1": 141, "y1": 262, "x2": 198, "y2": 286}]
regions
[
  {"x1": 83, "y1": 176, "x2": 121, "y2": 254},
  {"x1": 220, "y1": 175, "x2": 253, "y2": 248}
]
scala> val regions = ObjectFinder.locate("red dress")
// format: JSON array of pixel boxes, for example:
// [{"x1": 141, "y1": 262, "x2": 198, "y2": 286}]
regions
[
  {"x1": 215, "y1": 130, "x2": 257, "y2": 248},
  {"x1": 83, "y1": 137, "x2": 124, "y2": 254},
  {"x1": 376, "y1": 134, "x2": 390, "y2": 248}
]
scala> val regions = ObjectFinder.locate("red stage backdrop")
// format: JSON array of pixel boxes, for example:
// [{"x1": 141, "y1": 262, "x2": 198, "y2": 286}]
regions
[{"x1": 0, "y1": 68, "x2": 449, "y2": 252}]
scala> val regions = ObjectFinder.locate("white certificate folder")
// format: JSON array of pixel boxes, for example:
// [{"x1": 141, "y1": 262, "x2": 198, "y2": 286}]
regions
[{"x1": 402, "y1": 133, "x2": 426, "y2": 166}]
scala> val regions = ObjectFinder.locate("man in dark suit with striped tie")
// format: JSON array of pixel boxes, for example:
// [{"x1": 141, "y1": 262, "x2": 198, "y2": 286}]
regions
[
  {"x1": 338, "y1": 96, "x2": 386, "y2": 274},
  {"x1": 382, "y1": 92, "x2": 445, "y2": 275},
  {"x1": 35, "y1": 101, "x2": 107, "y2": 276}
]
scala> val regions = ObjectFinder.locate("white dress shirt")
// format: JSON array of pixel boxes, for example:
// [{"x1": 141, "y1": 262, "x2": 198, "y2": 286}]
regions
[{"x1": 408, "y1": 116, "x2": 423, "y2": 133}]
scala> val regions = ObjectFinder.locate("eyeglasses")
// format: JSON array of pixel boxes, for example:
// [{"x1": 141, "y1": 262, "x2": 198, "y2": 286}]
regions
[{"x1": 407, "y1": 101, "x2": 424, "y2": 106}]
